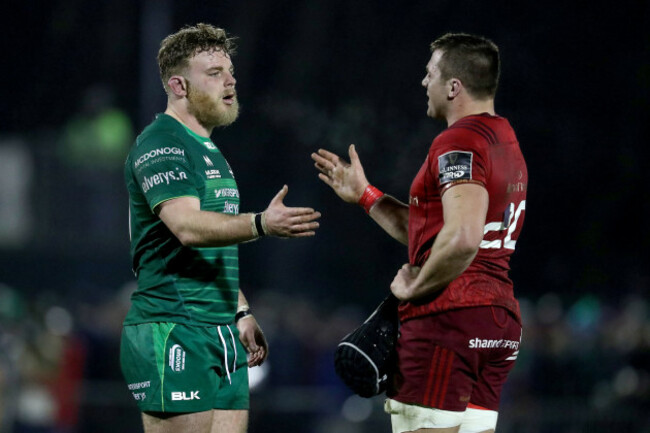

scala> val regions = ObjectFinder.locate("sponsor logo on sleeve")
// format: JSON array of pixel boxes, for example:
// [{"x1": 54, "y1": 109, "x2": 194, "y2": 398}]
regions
[
  {"x1": 141, "y1": 169, "x2": 188, "y2": 193},
  {"x1": 134, "y1": 147, "x2": 186, "y2": 170},
  {"x1": 203, "y1": 155, "x2": 214, "y2": 166},
  {"x1": 438, "y1": 151, "x2": 473, "y2": 185}
]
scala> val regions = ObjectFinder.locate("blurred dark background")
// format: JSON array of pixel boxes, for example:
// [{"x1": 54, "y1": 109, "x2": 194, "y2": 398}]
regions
[{"x1": 1, "y1": 1, "x2": 649, "y2": 432}]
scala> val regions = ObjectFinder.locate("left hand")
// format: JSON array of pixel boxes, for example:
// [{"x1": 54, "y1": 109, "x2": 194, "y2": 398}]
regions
[
  {"x1": 390, "y1": 263, "x2": 421, "y2": 301},
  {"x1": 237, "y1": 315, "x2": 268, "y2": 367},
  {"x1": 263, "y1": 185, "x2": 321, "y2": 238}
]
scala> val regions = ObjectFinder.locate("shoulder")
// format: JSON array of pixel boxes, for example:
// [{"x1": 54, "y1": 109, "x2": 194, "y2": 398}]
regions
[
  {"x1": 136, "y1": 116, "x2": 187, "y2": 149},
  {"x1": 445, "y1": 115, "x2": 498, "y2": 144},
  {"x1": 126, "y1": 125, "x2": 195, "y2": 175},
  {"x1": 128, "y1": 116, "x2": 194, "y2": 162},
  {"x1": 431, "y1": 115, "x2": 509, "y2": 159}
]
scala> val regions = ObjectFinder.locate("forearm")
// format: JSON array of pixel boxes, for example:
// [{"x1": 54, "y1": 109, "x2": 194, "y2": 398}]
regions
[
  {"x1": 237, "y1": 290, "x2": 250, "y2": 311},
  {"x1": 391, "y1": 183, "x2": 488, "y2": 301},
  {"x1": 158, "y1": 191, "x2": 319, "y2": 247},
  {"x1": 168, "y1": 209, "x2": 259, "y2": 247},
  {"x1": 368, "y1": 195, "x2": 410, "y2": 245},
  {"x1": 409, "y1": 225, "x2": 478, "y2": 298}
]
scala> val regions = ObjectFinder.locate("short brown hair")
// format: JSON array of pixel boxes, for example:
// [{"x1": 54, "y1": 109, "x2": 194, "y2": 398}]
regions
[
  {"x1": 430, "y1": 33, "x2": 500, "y2": 99},
  {"x1": 158, "y1": 23, "x2": 237, "y2": 92}
]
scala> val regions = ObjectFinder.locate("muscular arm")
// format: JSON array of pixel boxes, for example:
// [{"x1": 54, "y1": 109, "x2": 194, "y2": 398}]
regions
[
  {"x1": 157, "y1": 185, "x2": 320, "y2": 247},
  {"x1": 390, "y1": 183, "x2": 488, "y2": 301},
  {"x1": 368, "y1": 195, "x2": 410, "y2": 245},
  {"x1": 312, "y1": 144, "x2": 409, "y2": 244},
  {"x1": 157, "y1": 196, "x2": 255, "y2": 247}
]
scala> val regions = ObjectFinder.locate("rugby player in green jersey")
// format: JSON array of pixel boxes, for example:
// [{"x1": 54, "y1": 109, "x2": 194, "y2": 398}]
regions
[{"x1": 121, "y1": 23, "x2": 321, "y2": 433}]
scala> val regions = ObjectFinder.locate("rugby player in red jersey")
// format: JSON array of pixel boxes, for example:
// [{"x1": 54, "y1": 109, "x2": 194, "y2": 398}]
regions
[{"x1": 312, "y1": 33, "x2": 527, "y2": 433}]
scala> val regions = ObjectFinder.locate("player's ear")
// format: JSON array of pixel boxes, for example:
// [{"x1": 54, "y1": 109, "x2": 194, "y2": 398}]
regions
[
  {"x1": 447, "y1": 78, "x2": 462, "y2": 99},
  {"x1": 168, "y1": 75, "x2": 188, "y2": 97}
]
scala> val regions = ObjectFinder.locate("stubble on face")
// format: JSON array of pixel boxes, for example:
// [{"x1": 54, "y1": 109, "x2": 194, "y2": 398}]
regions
[{"x1": 186, "y1": 80, "x2": 239, "y2": 129}]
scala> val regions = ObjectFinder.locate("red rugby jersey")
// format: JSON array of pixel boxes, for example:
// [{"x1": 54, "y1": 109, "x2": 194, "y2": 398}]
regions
[{"x1": 401, "y1": 113, "x2": 527, "y2": 323}]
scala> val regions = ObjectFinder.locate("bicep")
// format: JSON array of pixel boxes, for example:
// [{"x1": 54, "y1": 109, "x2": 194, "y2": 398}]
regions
[
  {"x1": 156, "y1": 196, "x2": 201, "y2": 234},
  {"x1": 441, "y1": 183, "x2": 488, "y2": 245}
]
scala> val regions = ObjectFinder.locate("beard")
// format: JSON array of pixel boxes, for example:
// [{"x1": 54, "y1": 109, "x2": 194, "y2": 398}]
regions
[{"x1": 186, "y1": 81, "x2": 239, "y2": 129}]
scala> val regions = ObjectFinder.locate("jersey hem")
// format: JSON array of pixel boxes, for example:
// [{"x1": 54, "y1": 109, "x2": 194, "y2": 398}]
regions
[
  {"x1": 123, "y1": 319, "x2": 236, "y2": 327},
  {"x1": 440, "y1": 179, "x2": 486, "y2": 196},
  {"x1": 399, "y1": 303, "x2": 521, "y2": 326},
  {"x1": 139, "y1": 402, "x2": 249, "y2": 413}
]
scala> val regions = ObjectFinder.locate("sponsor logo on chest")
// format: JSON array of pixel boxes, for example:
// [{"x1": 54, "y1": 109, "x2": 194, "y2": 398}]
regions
[
  {"x1": 142, "y1": 169, "x2": 188, "y2": 193},
  {"x1": 205, "y1": 169, "x2": 222, "y2": 179},
  {"x1": 215, "y1": 188, "x2": 239, "y2": 199},
  {"x1": 223, "y1": 201, "x2": 239, "y2": 214}
]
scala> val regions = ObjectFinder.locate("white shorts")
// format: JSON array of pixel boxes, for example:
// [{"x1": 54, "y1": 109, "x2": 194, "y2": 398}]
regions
[{"x1": 385, "y1": 398, "x2": 498, "y2": 433}]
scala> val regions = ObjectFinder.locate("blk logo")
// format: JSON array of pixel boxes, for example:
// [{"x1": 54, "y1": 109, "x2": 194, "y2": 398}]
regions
[{"x1": 171, "y1": 391, "x2": 200, "y2": 401}]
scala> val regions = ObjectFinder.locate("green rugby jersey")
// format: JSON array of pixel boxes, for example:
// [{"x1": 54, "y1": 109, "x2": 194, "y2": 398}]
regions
[{"x1": 124, "y1": 114, "x2": 240, "y2": 325}]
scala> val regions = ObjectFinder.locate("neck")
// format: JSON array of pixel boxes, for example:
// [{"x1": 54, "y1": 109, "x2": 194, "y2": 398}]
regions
[
  {"x1": 164, "y1": 103, "x2": 212, "y2": 137},
  {"x1": 445, "y1": 98, "x2": 495, "y2": 127}
]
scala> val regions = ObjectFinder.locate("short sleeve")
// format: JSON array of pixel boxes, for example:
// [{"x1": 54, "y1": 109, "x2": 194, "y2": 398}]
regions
[
  {"x1": 429, "y1": 127, "x2": 489, "y2": 192},
  {"x1": 130, "y1": 134, "x2": 199, "y2": 210}
]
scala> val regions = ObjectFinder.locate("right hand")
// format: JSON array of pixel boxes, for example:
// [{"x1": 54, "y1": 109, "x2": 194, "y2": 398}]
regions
[
  {"x1": 311, "y1": 144, "x2": 369, "y2": 203},
  {"x1": 263, "y1": 185, "x2": 321, "y2": 237}
]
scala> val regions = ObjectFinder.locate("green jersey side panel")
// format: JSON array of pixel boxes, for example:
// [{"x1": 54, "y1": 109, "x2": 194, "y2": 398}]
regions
[{"x1": 124, "y1": 114, "x2": 240, "y2": 325}]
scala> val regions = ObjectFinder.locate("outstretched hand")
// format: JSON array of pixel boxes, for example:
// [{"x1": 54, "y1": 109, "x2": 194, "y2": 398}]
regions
[
  {"x1": 237, "y1": 315, "x2": 268, "y2": 367},
  {"x1": 263, "y1": 185, "x2": 321, "y2": 237},
  {"x1": 311, "y1": 144, "x2": 369, "y2": 203}
]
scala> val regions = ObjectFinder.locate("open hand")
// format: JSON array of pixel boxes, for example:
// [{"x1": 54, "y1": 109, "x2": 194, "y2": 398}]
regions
[
  {"x1": 312, "y1": 144, "x2": 369, "y2": 203},
  {"x1": 263, "y1": 185, "x2": 321, "y2": 237}
]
